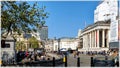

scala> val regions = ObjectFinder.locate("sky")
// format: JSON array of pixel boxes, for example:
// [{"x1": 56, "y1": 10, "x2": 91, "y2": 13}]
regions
[
  {"x1": 28, "y1": 1, "x2": 100, "y2": 39},
  {"x1": 40, "y1": 1, "x2": 100, "y2": 39}
]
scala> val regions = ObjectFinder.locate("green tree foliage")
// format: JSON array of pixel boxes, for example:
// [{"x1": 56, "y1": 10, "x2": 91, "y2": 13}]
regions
[
  {"x1": 1, "y1": 1, "x2": 49, "y2": 38},
  {"x1": 16, "y1": 41, "x2": 26, "y2": 51},
  {"x1": 28, "y1": 36, "x2": 39, "y2": 48}
]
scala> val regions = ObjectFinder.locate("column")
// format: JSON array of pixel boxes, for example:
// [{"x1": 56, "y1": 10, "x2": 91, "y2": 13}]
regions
[
  {"x1": 93, "y1": 31, "x2": 95, "y2": 48},
  {"x1": 92, "y1": 31, "x2": 94, "y2": 48},
  {"x1": 102, "y1": 29, "x2": 105, "y2": 47},
  {"x1": 86, "y1": 34, "x2": 88, "y2": 49},
  {"x1": 91, "y1": 31, "x2": 93, "y2": 48},
  {"x1": 97, "y1": 29, "x2": 99, "y2": 48},
  {"x1": 83, "y1": 35, "x2": 86, "y2": 49},
  {"x1": 95, "y1": 30, "x2": 96, "y2": 48},
  {"x1": 87, "y1": 34, "x2": 89, "y2": 50},
  {"x1": 90, "y1": 32, "x2": 91, "y2": 48},
  {"x1": 107, "y1": 29, "x2": 110, "y2": 47},
  {"x1": 85, "y1": 34, "x2": 87, "y2": 50},
  {"x1": 106, "y1": 29, "x2": 109, "y2": 47}
]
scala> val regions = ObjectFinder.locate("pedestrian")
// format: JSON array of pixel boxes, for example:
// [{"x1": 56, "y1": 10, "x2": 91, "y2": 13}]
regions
[
  {"x1": 25, "y1": 51, "x2": 29, "y2": 57},
  {"x1": 73, "y1": 51, "x2": 77, "y2": 58}
]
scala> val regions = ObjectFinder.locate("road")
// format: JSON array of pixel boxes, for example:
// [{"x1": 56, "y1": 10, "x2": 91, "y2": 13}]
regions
[
  {"x1": 66, "y1": 54, "x2": 115, "y2": 67},
  {"x1": 67, "y1": 54, "x2": 91, "y2": 67}
]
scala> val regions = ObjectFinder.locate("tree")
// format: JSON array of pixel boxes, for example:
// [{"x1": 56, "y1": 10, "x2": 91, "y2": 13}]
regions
[
  {"x1": 28, "y1": 36, "x2": 39, "y2": 48},
  {"x1": 16, "y1": 41, "x2": 26, "y2": 51},
  {"x1": 1, "y1": 1, "x2": 49, "y2": 39}
]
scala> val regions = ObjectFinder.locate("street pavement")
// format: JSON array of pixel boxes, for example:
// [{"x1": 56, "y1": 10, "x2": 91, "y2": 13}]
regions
[
  {"x1": 67, "y1": 54, "x2": 115, "y2": 67},
  {"x1": 46, "y1": 53, "x2": 61, "y2": 59},
  {"x1": 67, "y1": 54, "x2": 91, "y2": 67},
  {"x1": 1, "y1": 53, "x2": 115, "y2": 67},
  {"x1": 67, "y1": 54, "x2": 77, "y2": 66}
]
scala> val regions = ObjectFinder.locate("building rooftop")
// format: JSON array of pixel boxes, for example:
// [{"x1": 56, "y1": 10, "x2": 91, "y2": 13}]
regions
[{"x1": 82, "y1": 19, "x2": 110, "y2": 33}]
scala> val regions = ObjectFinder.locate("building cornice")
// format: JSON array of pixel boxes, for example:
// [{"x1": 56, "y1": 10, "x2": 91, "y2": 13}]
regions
[{"x1": 82, "y1": 20, "x2": 110, "y2": 33}]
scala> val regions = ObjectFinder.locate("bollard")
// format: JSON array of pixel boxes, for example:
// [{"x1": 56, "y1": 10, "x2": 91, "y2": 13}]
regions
[
  {"x1": 63, "y1": 57, "x2": 66, "y2": 63},
  {"x1": 116, "y1": 61, "x2": 119, "y2": 67},
  {"x1": 53, "y1": 57, "x2": 55, "y2": 66},
  {"x1": 91, "y1": 57, "x2": 94, "y2": 67},
  {"x1": 65, "y1": 55, "x2": 67, "y2": 67},
  {"x1": 77, "y1": 57, "x2": 80, "y2": 67}
]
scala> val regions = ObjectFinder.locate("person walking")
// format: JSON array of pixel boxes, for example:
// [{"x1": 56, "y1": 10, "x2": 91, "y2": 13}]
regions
[{"x1": 73, "y1": 51, "x2": 77, "y2": 58}]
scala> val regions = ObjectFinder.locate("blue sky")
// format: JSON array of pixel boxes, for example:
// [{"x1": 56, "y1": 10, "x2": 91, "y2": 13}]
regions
[
  {"x1": 40, "y1": 1, "x2": 100, "y2": 39},
  {"x1": 28, "y1": 1, "x2": 100, "y2": 38}
]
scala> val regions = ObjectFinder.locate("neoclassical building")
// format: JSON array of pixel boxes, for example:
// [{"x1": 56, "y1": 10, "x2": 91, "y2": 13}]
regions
[
  {"x1": 52, "y1": 37, "x2": 79, "y2": 51},
  {"x1": 78, "y1": 0, "x2": 119, "y2": 52},
  {"x1": 79, "y1": 20, "x2": 110, "y2": 52}
]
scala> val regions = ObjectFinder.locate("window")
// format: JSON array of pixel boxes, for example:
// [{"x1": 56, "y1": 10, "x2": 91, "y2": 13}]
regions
[
  {"x1": 1, "y1": 40, "x2": 5, "y2": 48},
  {"x1": 5, "y1": 44, "x2": 10, "y2": 48},
  {"x1": 1, "y1": 40, "x2": 10, "y2": 48},
  {"x1": 1, "y1": 44, "x2": 10, "y2": 48}
]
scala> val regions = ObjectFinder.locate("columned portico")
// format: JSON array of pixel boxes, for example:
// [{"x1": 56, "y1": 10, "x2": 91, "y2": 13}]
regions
[
  {"x1": 105, "y1": 29, "x2": 109, "y2": 48},
  {"x1": 94, "y1": 30, "x2": 97, "y2": 47},
  {"x1": 102, "y1": 29, "x2": 105, "y2": 47},
  {"x1": 97, "y1": 29, "x2": 99, "y2": 48},
  {"x1": 80, "y1": 21, "x2": 110, "y2": 52},
  {"x1": 90, "y1": 32, "x2": 92, "y2": 48}
]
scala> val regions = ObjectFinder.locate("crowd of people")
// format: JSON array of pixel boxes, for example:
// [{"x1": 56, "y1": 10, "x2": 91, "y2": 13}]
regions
[{"x1": 16, "y1": 51, "x2": 53, "y2": 63}]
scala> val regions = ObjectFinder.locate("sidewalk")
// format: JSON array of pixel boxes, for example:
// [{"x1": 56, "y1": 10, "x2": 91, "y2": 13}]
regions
[{"x1": 46, "y1": 53, "x2": 61, "y2": 59}]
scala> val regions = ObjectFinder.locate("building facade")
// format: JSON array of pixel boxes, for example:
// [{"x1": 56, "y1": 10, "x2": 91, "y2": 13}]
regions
[
  {"x1": 94, "y1": 0, "x2": 119, "y2": 43},
  {"x1": 94, "y1": 0, "x2": 118, "y2": 23},
  {"x1": 79, "y1": 21, "x2": 110, "y2": 52},
  {"x1": 38, "y1": 26, "x2": 48, "y2": 41},
  {"x1": 52, "y1": 37, "x2": 79, "y2": 51},
  {"x1": 44, "y1": 39, "x2": 54, "y2": 52},
  {"x1": 78, "y1": 0, "x2": 119, "y2": 52}
]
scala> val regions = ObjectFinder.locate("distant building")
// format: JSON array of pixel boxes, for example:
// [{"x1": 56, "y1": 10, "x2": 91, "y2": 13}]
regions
[
  {"x1": 53, "y1": 39, "x2": 59, "y2": 51},
  {"x1": 30, "y1": 26, "x2": 48, "y2": 41},
  {"x1": 52, "y1": 37, "x2": 79, "y2": 51},
  {"x1": 44, "y1": 39, "x2": 54, "y2": 52},
  {"x1": 38, "y1": 26, "x2": 48, "y2": 41},
  {"x1": 31, "y1": 32, "x2": 40, "y2": 41}
]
